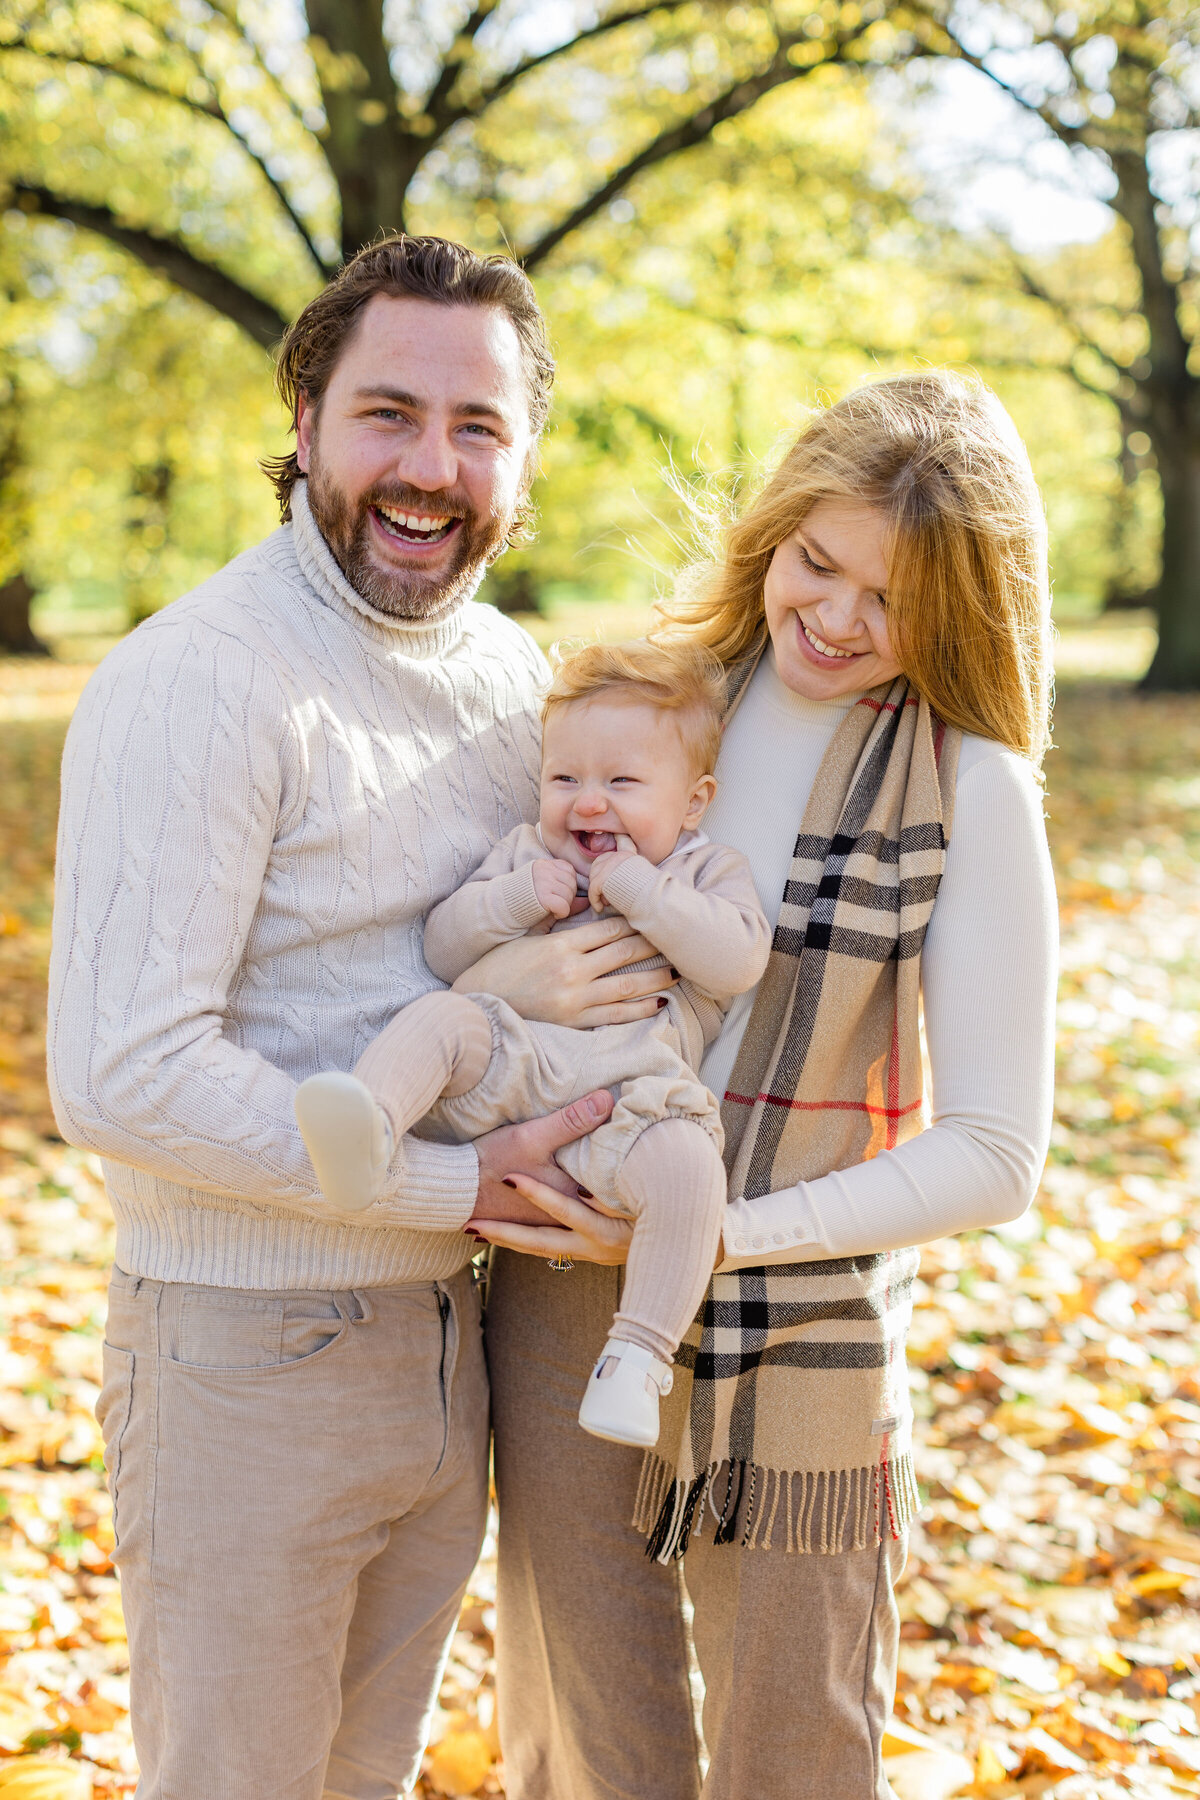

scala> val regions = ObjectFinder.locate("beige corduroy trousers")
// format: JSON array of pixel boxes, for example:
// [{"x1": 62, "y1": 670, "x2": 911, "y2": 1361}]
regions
[
  {"x1": 486, "y1": 1251, "x2": 905, "y2": 1800},
  {"x1": 97, "y1": 1263, "x2": 489, "y2": 1800}
]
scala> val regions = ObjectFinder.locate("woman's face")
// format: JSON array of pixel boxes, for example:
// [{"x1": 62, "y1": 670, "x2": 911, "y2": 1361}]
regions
[{"x1": 763, "y1": 497, "x2": 902, "y2": 700}]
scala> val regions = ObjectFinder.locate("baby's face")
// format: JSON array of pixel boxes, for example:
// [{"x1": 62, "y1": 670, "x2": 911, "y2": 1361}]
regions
[{"x1": 540, "y1": 694, "x2": 715, "y2": 879}]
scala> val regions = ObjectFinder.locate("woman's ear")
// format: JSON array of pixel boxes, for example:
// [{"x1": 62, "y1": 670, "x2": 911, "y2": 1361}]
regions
[{"x1": 684, "y1": 774, "x2": 718, "y2": 827}]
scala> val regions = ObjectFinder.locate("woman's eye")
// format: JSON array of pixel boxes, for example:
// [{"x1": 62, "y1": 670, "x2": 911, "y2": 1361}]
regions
[{"x1": 799, "y1": 544, "x2": 832, "y2": 576}]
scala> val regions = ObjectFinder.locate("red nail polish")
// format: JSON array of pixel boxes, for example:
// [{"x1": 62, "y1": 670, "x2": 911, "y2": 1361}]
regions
[
  {"x1": 502, "y1": 1178, "x2": 517, "y2": 1189},
  {"x1": 577, "y1": 1187, "x2": 594, "y2": 1199},
  {"x1": 657, "y1": 997, "x2": 667, "y2": 1008}
]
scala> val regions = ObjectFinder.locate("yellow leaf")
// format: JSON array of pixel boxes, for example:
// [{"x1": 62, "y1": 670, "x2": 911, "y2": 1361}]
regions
[
  {"x1": 884, "y1": 1747, "x2": 974, "y2": 1799},
  {"x1": 0, "y1": 1759, "x2": 92, "y2": 1799},
  {"x1": 91, "y1": 1592, "x2": 126, "y2": 1643},
  {"x1": 974, "y1": 1742, "x2": 1009, "y2": 1787},
  {"x1": 1097, "y1": 1648, "x2": 1132, "y2": 1676},
  {"x1": 425, "y1": 1725, "x2": 493, "y2": 1796},
  {"x1": 1065, "y1": 1400, "x2": 1133, "y2": 1441},
  {"x1": 1129, "y1": 1567, "x2": 1192, "y2": 1596},
  {"x1": 881, "y1": 1719, "x2": 941, "y2": 1756}
]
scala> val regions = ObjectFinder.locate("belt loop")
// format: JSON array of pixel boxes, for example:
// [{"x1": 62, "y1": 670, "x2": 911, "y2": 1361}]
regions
[{"x1": 350, "y1": 1289, "x2": 376, "y2": 1325}]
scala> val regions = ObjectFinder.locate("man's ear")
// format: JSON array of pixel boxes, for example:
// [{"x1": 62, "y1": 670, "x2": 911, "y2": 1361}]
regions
[
  {"x1": 684, "y1": 773, "x2": 718, "y2": 827},
  {"x1": 295, "y1": 393, "x2": 315, "y2": 473}
]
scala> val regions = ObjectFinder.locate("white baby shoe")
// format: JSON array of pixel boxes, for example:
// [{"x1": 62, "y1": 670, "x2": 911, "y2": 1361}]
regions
[
  {"x1": 294, "y1": 1073, "x2": 393, "y2": 1212},
  {"x1": 578, "y1": 1339, "x2": 674, "y2": 1448}
]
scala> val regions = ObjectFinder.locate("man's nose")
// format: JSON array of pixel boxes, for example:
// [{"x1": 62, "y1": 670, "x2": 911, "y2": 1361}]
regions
[{"x1": 395, "y1": 424, "x2": 458, "y2": 493}]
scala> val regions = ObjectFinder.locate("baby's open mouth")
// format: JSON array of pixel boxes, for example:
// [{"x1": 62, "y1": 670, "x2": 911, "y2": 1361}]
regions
[
  {"x1": 573, "y1": 829, "x2": 618, "y2": 857},
  {"x1": 371, "y1": 503, "x2": 461, "y2": 546}
]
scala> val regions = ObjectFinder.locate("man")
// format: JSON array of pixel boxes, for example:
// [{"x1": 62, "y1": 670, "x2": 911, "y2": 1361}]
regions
[{"x1": 47, "y1": 236, "x2": 654, "y2": 1799}]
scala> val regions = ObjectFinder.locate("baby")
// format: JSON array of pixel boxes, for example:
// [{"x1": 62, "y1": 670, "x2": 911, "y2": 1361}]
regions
[{"x1": 295, "y1": 640, "x2": 771, "y2": 1448}]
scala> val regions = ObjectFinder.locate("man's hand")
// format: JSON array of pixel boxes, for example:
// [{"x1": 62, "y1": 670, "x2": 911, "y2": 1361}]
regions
[
  {"x1": 470, "y1": 1089, "x2": 614, "y2": 1225},
  {"x1": 586, "y1": 846, "x2": 639, "y2": 915},
  {"x1": 531, "y1": 857, "x2": 580, "y2": 921}
]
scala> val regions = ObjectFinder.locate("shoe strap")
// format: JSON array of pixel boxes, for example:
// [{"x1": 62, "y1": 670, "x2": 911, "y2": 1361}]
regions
[{"x1": 598, "y1": 1339, "x2": 674, "y2": 1395}]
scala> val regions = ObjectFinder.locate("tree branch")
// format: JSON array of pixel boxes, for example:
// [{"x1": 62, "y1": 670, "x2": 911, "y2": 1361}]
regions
[
  {"x1": 518, "y1": 36, "x2": 865, "y2": 271},
  {"x1": 909, "y1": 9, "x2": 1091, "y2": 151},
  {"x1": 11, "y1": 185, "x2": 289, "y2": 347},
  {"x1": 466, "y1": 2, "x2": 694, "y2": 117},
  {"x1": 2, "y1": 35, "x2": 331, "y2": 277},
  {"x1": 0, "y1": 43, "x2": 223, "y2": 119}
]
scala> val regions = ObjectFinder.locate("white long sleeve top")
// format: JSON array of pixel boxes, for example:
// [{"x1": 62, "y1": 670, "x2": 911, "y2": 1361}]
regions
[
  {"x1": 701, "y1": 649, "x2": 1057, "y2": 1271},
  {"x1": 47, "y1": 485, "x2": 547, "y2": 1290}
]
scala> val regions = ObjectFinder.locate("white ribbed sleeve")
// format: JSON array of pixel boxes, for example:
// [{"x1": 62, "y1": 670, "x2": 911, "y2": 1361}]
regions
[
  {"x1": 48, "y1": 489, "x2": 548, "y2": 1290},
  {"x1": 718, "y1": 745, "x2": 1057, "y2": 1267}
]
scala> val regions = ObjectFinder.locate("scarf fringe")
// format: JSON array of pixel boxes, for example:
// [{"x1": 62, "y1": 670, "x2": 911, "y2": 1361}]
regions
[{"x1": 635, "y1": 1452, "x2": 919, "y2": 1564}]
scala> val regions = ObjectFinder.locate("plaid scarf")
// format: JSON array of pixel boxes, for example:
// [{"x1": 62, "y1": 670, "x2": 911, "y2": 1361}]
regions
[{"x1": 636, "y1": 645, "x2": 960, "y2": 1559}]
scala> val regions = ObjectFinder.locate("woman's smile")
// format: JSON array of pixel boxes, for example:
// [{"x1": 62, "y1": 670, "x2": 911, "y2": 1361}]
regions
[{"x1": 796, "y1": 617, "x2": 862, "y2": 663}]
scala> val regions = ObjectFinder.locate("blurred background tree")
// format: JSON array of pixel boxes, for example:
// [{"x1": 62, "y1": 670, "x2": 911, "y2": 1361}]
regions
[
  {"x1": 0, "y1": 0, "x2": 1193, "y2": 680},
  {"x1": 906, "y1": 0, "x2": 1200, "y2": 687}
]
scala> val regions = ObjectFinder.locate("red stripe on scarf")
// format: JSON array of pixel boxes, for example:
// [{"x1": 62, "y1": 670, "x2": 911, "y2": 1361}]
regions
[
  {"x1": 858, "y1": 695, "x2": 920, "y2": 716},
  {"x1": 724, "y1": 1092, "x2": 923, "y2": 1119}
]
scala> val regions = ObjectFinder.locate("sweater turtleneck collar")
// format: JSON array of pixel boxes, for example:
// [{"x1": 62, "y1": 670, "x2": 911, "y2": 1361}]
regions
[{"x1": 288, "y1": 479, "x2": 485, "y2": 659}]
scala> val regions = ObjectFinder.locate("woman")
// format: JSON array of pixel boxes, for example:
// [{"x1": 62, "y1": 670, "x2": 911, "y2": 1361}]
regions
[{"x1": 466, "y1": 370, "x2": 1057, "y2": 1798}]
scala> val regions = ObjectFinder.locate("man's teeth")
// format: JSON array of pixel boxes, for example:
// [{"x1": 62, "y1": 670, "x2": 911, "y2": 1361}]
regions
[
  {"x1": 803, "y1": 621, "x2": 856, "y2": 659},
  {"x1": 375, "y1": 504, "x2": 454, "y2": 535}
]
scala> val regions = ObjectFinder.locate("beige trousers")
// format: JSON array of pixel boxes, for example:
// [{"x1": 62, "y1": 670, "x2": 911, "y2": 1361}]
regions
[
  {"x1": 98, "y1": 1264, "x2": 489, "y2": 1800},
  {"x1": 486, "y1": 1251, "x2": 905, "y2": 1800}
]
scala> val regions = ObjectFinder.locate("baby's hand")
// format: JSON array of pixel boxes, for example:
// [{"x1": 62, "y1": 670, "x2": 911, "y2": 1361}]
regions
[
  {"x1": 587, "y1": 841, "x2": 639, "y2": 915},
  {"x1": 532, "y1": 857, "x2": 580, "y2": 921}
]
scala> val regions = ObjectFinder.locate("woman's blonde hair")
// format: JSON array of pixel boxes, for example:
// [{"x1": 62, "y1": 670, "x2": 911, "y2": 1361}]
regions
[
  {"x1": 657, "y1": 371, "x2": 1052, "y2": 763},
  {"x1": 543, "y1": 638, "x2": 726, "y2": 775}
]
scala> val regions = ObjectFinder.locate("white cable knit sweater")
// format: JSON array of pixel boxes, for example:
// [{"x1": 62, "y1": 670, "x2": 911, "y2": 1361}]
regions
[{"x1": 48, "y1": 484, "x2": 547, "y2": 1290}]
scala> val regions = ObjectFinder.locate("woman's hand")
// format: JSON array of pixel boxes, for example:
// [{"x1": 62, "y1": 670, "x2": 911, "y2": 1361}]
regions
[
  {"x1": 451, "y1": 915, "x2": 675, "y2": 1028},
  {"x1": 470, "y1": 1174, "x2": 634, "y2": 1265}
]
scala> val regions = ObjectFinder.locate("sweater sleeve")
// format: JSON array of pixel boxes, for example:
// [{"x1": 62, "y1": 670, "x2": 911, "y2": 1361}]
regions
[
  {"x1": 47, "y1": 624, "x2": 478, "y2": 1232},
  {"x1": 423, "y1": 834, "x2": 549, "y2": 982},
  {"x1": 718, "y1": 748, "x2": 1057, "y2": 1267},
  {"x1": 599, "y1": 848, "x2": 773, "y2": 997}
]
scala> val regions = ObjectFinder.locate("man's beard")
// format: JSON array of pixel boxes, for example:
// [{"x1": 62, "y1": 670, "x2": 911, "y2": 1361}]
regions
[{"x1": 305, "y1": 449, "x2": 516, "y2": 622}]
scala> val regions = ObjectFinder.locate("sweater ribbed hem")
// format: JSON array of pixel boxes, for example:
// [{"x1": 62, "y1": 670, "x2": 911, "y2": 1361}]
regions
[
  {"x1": 500, "y1": 862, "x2": 549, "y2": 930},
  {"x1": 110, "y1": 1197, "x2": 476, "y2": 1290},
  {"x1": 103, "y1": 1151, "x2": 479, "y2": 1289},
  {"x1": 599, "y1": 855, "x2": 659, "y2": 918}
]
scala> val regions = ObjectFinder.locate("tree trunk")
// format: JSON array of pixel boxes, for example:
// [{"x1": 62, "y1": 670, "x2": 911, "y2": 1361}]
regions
[
  {"x1": 1141, "y1": 434, "x2": 1200, "y2": 691},
  {"x1": 0, "y1": 573, "x2": 49, "y2": 656}
]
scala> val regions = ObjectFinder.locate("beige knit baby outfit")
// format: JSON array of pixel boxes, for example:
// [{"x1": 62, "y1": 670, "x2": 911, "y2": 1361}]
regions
[{"x1": 354, "y1": 822, "x2": 771, "y2": 1362}]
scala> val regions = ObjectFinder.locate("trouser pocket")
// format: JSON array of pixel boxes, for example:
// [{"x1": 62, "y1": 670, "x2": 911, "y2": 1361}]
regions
[{"x1": 96, "y1": 1342, "x2": 135, "y2": 1554}]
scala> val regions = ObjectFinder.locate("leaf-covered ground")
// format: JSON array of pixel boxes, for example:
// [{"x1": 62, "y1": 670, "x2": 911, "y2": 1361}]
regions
[{"x1": 0, "y1": 626, "x2": 1197, "y2": 1798}]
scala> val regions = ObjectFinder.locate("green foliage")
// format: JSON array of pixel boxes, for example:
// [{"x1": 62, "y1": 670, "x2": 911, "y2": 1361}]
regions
[{"x1": 0, "y1": 2, "x2": 1173, "y2": 630}]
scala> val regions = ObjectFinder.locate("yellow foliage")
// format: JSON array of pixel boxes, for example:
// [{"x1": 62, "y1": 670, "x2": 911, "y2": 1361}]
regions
[
  {"x1": 425, "y1": 1722, "x2": 494, "y2": 1795},
  {"x1": 0, "y1": 1760, "x2": 91, "y2": 1799}
]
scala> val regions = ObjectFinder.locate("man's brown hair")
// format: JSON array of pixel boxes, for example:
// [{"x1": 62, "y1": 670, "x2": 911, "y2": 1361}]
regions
[{"x1": 262, "y1": 234, "x2": 555, "y2": 519}]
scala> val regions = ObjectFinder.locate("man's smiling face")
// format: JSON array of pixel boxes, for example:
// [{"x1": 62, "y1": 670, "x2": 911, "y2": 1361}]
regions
[{"x1": 296, "y1": 293, "x2": 537, "y2": 620}]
